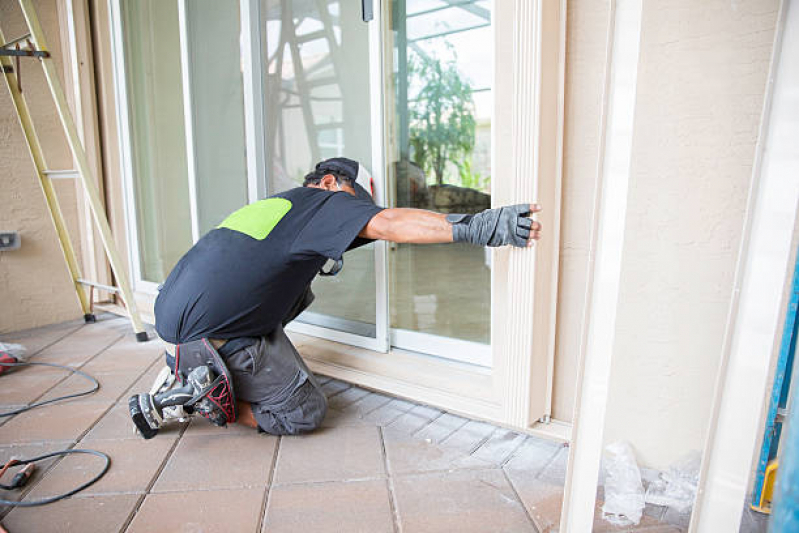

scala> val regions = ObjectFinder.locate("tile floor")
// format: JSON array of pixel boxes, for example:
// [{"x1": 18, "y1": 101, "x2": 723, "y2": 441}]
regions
[{"x1": 0, "y1": 315, "x2": 770, "y2": 532}]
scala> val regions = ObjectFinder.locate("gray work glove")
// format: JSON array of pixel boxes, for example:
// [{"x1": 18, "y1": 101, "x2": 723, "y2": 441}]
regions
[{"x1": 447, "y1": 204, "x2": 538, "y2": 247}]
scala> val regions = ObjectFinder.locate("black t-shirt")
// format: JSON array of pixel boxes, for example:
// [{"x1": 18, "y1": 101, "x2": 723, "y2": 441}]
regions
[{"x1": 154, "y1": 187, "x2": 383, "y2": 344}]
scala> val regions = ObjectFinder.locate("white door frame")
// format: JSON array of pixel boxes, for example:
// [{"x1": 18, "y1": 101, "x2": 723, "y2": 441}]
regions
[{"x1": 107, "y1": 0, "x2": 160, "y2": 295}]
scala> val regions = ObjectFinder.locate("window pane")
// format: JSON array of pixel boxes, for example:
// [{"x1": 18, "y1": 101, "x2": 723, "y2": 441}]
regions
[
  {"x1": 121, "y1": 0, "x2": 192, "y2": 283},
  {"x1": 389, "y1": 0, "x2": 493, "y2": 344},
  {"x1": 262, "y1": 0, "x2": 376, "y2": 336},
  {"x1": 183, "y1": 0, "x2": 249, "y2": 234}
]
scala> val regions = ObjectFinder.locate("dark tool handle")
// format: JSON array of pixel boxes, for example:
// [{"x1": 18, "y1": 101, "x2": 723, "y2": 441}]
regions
[{"x1": 362, "y1": 0, "x2": 374, "y2": 22}]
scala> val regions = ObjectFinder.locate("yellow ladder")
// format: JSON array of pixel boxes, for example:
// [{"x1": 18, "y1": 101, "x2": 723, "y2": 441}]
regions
[{"x1": 0, "y1": 0, "x2": 148, "y2": 342}]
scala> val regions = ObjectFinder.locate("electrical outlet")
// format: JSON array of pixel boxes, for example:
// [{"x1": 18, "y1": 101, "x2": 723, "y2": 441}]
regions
[{"x1": 0, "y1": 232, "x2": 20, "y2": 251}]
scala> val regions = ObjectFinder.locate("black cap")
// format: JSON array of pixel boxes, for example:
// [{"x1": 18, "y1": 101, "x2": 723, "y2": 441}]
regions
[{"x1": 316, "y1": 157, "x2": 375, "y2": 204}]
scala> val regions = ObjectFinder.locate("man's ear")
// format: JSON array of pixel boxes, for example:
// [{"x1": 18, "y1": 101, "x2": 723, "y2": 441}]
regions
[{"x1": 320, "y1": 174, "x2": 338, "y2": 191}]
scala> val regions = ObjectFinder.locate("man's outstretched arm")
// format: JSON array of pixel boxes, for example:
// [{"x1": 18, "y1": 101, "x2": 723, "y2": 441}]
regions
[{"x1": 360, "y1": 204, "x2": 542, "y2": 248}]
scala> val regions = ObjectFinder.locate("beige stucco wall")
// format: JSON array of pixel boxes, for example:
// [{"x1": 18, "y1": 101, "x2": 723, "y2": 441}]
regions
[
  {"x1": 552, "y1": 0, "x2": 780, "y2": 469},
  {"x1": 0, "y1": 0, "x2": 84, "y2": 332}
]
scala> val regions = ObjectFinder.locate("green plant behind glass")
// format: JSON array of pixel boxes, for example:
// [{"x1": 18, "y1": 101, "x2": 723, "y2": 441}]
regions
[{"x1": 408, "y1": 52, "x2": 476, "y2": 187}]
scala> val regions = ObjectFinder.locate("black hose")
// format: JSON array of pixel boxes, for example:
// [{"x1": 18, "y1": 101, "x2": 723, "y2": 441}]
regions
[
  {"x1": 0, "y1": 361, "x2": 99, "y2": 417},
  {"x1": 0, "y1": 360, "x2": 110, "y2": 506},
  {"x1": 0, "y1": 449, "x2": 110, "y2": 507}
]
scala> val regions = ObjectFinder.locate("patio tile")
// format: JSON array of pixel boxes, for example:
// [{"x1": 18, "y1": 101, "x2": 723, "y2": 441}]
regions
[
  {"x1": 662, "y1": 506, "x2": 692, "y2": 529},
  {"x1": 348, "y1": 392, "x2": 394, "y2": 417},
  {"x1": 39, "y1": 371, "x2": 139, "y2": 404},
  {"x1": 2, "y1": 494, "x2": 140, "y2": 533},
  {"x1": 0, "y1": 320, "x2": 83, "y2": 356},
  {"x1": 127, "y1": 488, "x2": 264, "y2": 533},
  {"x1": 25, "y1": 438, "x2": 175, "y2": 497},
  {"x1": 383, "y1": 427, "x2": 489, "y2": 475},
  {"x1": 503, "y1": 436, "x2": 564, "y2": 476},
  {"x1": 81, "y1": 401, "x2": 186, "y2": 442},
  {"x1": 537, "y1": 446, "x2": 570, "y2": 486},
  {"x1": 361, "y1": 398, "x2": 416, "y2": 426},
  {"x1": 118, "y1": 361, "x2": 165, "y2": 402},
  {"x1": 152, "y1": 433, "x2": 277, "y2": 492},
  {"x1": 472, "y1": 427, "x2": 527, "y2": 465},
  {"x1": 33, "y1": 326, "x2": 125, "y2": 368},
  {"x1": 321, "y1": 379, "x2": 351, "y2": 397},
  {"x1": 0, "y1": 370, "x2": 65, "y2": 406},
  {"x1": 386, "y1": 404, "x2": 443, "y2": 434},
  {"x1": 0, "y1": 440, "x2": 74, "y2": 507},
  {"x1": 263, "y1": 479, "x2": 394, "y2": 533},
  {"x1": 392, "y1": 468, "x2": 534, "y2": 533},
  {"x1": 321, "y1": 406, "x2": 373, "y2": 428},
  {"x1": 80, "y1": 337, "x2": 164, "y2": 374},
  {"x1": 506, "y1": 475, "x2": 676, "y2": 533},
  {"x1": 184, "y1": 416, "x2": 254, "y2": 436},
  {"x1": 440, "y1": 419, "x2": 496, "y2": 454},
  {"x1": 326, "y1": 386, "x2": 370, "y2": 410},
  {"x1": 275, "y1": 425, "x2": 385, "y2": 484},
  {"x1": 414, "y1": 412, "x2": 469, "y2": 444},
  {"x1": 0, "y1": 401, "x2": 110, "y2": 444}
]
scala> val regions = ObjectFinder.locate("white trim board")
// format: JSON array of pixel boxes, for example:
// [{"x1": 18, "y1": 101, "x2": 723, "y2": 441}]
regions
[
  {"x1": 560, "y1": 0, "x2": 643, "y2": 530},
  {"x1": 691, "y1": 0, "x2": 799, "y2": 529}
]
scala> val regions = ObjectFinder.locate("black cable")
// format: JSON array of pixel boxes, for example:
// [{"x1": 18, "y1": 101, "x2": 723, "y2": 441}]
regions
[
  {"x1": 0, "y1": 361, "x2": 99, "y2": 417},
  {"x1": 0, "y1": 360, "x2": 109, "y2": 506},
  {"x1": 0, "y1": 449, "x2": 110, "y2": 507}
]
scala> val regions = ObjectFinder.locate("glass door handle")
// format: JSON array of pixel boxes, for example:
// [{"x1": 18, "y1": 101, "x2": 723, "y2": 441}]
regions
[{"x1": 362, "y1": 0, "x2": 374, "y2": 22}]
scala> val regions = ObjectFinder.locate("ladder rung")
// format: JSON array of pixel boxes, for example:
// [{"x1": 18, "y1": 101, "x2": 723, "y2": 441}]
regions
[
  {"x1": 1, "y1": 33, "x2": 32, "y2": 48},
  {"x1": 0, "y1": 48, "x2": 49, "y2": 58},
  {"x1": 44, "y1": 169, "x2": 79, "y2": 179},
  {"x1": 314, "y1": 122, "x2": 344, "y2": 131},
  {"x1": 78, "y1": 279, "x2": 120, "y2": 294},
  {"x1": 306, "y1": 76, "x2": 339, "y2": 89},
  {"x1": 296, "y1": 30, "x2": 326, "y2": 44}
]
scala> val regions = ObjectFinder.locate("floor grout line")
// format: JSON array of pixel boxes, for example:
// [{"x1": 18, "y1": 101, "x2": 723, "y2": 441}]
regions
[
  {"x1": 428, "y1": 416, "x2": 470, "y2": 445},
  {"x1": 0, "y1": 332, "x2": 126, "y2": 429},
  {"x1": 410, "y1": 410, "x2": 445, "y2": 437},
  {"x1": 119, "y1": 420, "x2": 190, "y2": 533},
  {"x1": 354, "y1": 393, "x2": 394, "y2": 417},
  {"x1": 379, "y1": 426, "x2": 401, "y2": 533},
  {"x1": 0, "y1": 332, "x2": 137, "y2": 519},
  {"x1": 323, "y1": 383, "x2": 353, "y2": 400},
  {"x1": 501, "y1": 436, "x2": 532, "y2": 467},
  {"x1": 467, "y1": 426, "x2": 499, "y2": 456},
  {"x1": 375, "y1": 400, "x2": 417, "y2": 428},
  {"x1": 1, "y1": 322, "x2": 84, "y2": 359},
  {"x1": 533, "y1": 446, "x2": 567, "y2": 480},
  {"x1": 502, "y1": 467, "x2": 541, "y2": 533},
  {"x1": 259, "y1": 435, "x2": 282, "y2": 533}
]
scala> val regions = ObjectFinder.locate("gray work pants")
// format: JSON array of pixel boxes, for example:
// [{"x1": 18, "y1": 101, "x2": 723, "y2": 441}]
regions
[{"x1": 222, "y1": 285, "x2": 326, "y2": 435}]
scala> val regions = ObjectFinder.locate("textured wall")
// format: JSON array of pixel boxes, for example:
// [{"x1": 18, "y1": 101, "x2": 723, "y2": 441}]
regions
[
  {"x1": 602, "y1": 0, "x2": 779, "y2": 469},
  {"x1": 0, "y1": 0, "x2": 84, "y2": 332},
  {"x1": 552, "y1": 0, "x2": 779, "y2": 469}
]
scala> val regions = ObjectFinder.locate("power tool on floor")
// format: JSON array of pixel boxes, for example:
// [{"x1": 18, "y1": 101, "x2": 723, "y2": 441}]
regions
[
  {"x1": 0, "y1": 342, "x2": 27, "y2": 376},
  {"x1": 128, "y1": 338, "x2": 237, "y2": 439}
]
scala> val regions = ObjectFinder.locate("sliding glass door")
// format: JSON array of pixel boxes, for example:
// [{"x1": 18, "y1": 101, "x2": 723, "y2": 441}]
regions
[
  {"x1": 114, "y1": 0, "x2": 494, "y2": 366},
  {"x1": 256, "y1": 0, "x2": 387, "y2": 351},
  {"x1": 385, "y1": 0, "x2": 493, "y2": 366},
  {"x1": 113, "y1": 0, "x2": 250, "y2": 288}
]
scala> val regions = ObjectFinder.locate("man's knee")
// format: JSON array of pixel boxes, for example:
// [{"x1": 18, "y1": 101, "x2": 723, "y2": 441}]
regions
[{"x1": 254, "y1": 380, "x2": 327, "y2": 435}]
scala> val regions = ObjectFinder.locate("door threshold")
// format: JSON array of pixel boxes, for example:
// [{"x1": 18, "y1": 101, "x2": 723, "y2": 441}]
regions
[{"x1": 288, "y1": 331, "x2": 572, "y2": 443}]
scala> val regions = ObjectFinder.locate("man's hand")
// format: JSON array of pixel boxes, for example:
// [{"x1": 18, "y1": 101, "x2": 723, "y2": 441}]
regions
[{"x1": 448, "y1": 204, "x2": 542, "y2": 248}]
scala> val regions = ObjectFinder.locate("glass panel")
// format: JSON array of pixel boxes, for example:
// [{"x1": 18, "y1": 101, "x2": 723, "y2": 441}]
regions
[
  {"x1": 388, "y1": 0, "x2": 493, "y2": 345},
  {"x1": 183, "y1": 1, "x2": 249, "y2": 234},
  {"x1": 121, "y1": 0, "x2": 192, "y2": 283},
  {"x1": 262, "y1": 0, "x2": 376, "y2": 336}
]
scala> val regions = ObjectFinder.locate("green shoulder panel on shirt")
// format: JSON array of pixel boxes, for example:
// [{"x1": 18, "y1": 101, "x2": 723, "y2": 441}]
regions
[{"x1": 217, "y1": 198, "x2": 292, "y2": 240}]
